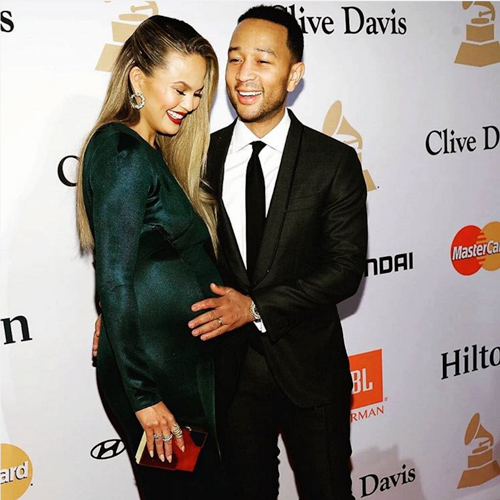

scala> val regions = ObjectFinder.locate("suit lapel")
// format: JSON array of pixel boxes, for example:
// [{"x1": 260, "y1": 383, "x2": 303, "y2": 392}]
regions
[
  {"x1": 252, "y1": 111, "x2": 304, "y2": 284},
  {"x1": 208, "y1": 122, "x2": 250, "y2": 289},
  {"x1": 209, "y1": 111, "x2": 304, "y2": 288}
]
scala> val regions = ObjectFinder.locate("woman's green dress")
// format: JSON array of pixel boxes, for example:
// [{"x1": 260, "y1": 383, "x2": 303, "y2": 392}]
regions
[{"x1": 83, "y1": 122, "x2": 225, "y2": 498}]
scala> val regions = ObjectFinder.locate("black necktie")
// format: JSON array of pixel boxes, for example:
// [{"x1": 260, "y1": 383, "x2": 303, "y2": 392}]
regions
[{"x1": 246, "y1": 141, "x2": 266, "y2": 280}]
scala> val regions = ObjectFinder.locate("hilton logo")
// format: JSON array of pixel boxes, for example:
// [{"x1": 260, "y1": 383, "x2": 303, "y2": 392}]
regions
[
  {"x1": 90, "y1": 439, "x2": 126, "y2": 460},
  {"x1": 96, "y1": 1, "x2": 159, "y2": 72},
  {"x1": 323, "y1": 101, "x2": 377, "y2": 192},
  {"x1": 441, "y1": 344, "x2": 500, "y2": 379},
  {"x1": 455, "y1": 1, "x2": 500, "y2": 67}
]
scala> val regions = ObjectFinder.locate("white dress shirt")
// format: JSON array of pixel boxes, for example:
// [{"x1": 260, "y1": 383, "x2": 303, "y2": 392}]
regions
[
  {"x1": 222, "y1": 111, "x2": 291, "y2": 333},
  {"x1": 222, "y1": 110, "x2": 291, "y2": 267}
]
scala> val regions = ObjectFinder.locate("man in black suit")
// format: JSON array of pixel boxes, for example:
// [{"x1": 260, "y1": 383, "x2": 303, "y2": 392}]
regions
[{"x1": 189, "y1": 5, "x2": 367, "y2": 499}]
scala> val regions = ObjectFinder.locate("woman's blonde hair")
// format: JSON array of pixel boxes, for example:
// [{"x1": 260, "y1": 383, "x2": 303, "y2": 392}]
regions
[{"x1": 76, "y1": 15, "x2": 219, "y2": 252}]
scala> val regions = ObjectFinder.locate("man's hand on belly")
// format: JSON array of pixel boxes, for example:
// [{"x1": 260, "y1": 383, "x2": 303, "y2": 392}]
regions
[{"x1": 189, "y1": 283, "x2": 253, "y2": 341}]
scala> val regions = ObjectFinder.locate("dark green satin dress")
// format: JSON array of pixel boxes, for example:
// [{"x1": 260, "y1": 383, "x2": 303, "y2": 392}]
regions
[{"x1": 83, "y1": 123, "x2": 225, "y2": 498}]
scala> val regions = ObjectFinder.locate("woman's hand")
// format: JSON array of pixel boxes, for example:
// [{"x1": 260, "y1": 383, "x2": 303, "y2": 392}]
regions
[{"x1": 135, "y1": 402, "x2": 185, "y2": 463}]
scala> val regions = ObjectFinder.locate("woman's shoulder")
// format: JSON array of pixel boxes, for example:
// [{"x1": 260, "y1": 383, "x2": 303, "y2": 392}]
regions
[
  {"x1": 86, "y1": 122, "x2": 147, "y2": 157},
  {"x1": 84, "y1": 123, "x2": 157, "y2": 185}
]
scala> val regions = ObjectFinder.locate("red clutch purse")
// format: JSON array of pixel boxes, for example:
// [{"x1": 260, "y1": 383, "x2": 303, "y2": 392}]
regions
[{"x1": 135, "y1": 426, "x2": 207, "y2": 472}]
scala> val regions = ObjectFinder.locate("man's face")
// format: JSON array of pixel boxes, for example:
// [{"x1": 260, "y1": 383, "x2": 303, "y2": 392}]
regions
[{"x1": 226, "y1": 18, "x2": 299, "y2": 132}]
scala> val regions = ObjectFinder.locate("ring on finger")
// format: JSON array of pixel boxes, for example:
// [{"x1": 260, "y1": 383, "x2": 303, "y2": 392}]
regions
[
  {"x1": 153, "y1": 433, "x2": 164, "y2": 440},
  {"x1": 217, "y1": 317, "x2": 223, "y2": 327},
  {"x1": 172, "y1": 425, "x2": 183, "y2": 439},
  {"x1": 162, "y1": 434, "x2": 173, "y2": 442}
]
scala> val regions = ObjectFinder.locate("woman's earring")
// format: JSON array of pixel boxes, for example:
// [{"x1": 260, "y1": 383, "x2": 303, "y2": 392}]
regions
[{"x1": 130, "y1": 92, "x2": 145, "y2": 110}]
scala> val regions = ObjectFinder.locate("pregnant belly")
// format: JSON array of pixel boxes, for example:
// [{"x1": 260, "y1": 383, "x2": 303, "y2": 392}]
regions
[{"x1": 133, "y1": 249, "x2": 216, "y2": 365}]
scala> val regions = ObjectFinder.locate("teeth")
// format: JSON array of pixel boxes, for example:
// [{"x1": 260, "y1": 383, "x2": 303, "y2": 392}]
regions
[
  {"x1": 239, "y1": 91, "x2": 262, "y2": 97},
  {"x1": 167, "y1": 110, "x2": 183, "y2": 119}
]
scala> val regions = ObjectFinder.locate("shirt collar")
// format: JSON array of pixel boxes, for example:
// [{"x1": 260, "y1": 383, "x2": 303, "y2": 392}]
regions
[{"x1": 231, "y1": 109, "x2": 291, "y2": 154}]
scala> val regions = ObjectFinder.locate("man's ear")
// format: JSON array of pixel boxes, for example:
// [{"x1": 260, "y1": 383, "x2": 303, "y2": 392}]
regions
[
  {"x1": 287, "y1": 62, "x2": 305, "y2": 93},
  {"x1": 129, "y1": 66, "x2": 145, "y2": 94}
]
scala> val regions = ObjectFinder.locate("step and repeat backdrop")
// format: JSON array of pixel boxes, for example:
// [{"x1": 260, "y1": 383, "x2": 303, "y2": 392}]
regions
[{"x1": 1, "y1": 1, "x2": 499, "y2": 499}]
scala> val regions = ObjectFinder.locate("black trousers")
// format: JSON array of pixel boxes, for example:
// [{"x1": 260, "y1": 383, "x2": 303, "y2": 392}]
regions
[{"x1": 225, "y1": 345, "x2": 354, "y2": 500}]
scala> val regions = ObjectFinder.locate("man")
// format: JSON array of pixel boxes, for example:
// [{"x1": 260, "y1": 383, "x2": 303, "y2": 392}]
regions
[
  {"x1": 188, "y1": 6, "x2": 367, "y2": 499},
  {"x1": 94, "y1": 5, "x2": 366, "y2": 498}
]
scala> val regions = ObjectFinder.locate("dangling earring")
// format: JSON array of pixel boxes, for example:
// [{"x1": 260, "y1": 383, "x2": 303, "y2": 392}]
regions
[{"x1": 130, "y1": 92, "x2": 145, "y2": 110}]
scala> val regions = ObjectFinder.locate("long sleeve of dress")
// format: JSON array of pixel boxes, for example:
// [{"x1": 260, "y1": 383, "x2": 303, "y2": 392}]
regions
[{"x1": 89, "y1": 136, "x2": 161, "y2": 412}]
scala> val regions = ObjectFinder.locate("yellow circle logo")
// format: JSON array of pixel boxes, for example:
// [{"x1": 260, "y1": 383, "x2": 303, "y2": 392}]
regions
[{"x1": 1, "y1": 444, "x2": 33, "y2": 499}]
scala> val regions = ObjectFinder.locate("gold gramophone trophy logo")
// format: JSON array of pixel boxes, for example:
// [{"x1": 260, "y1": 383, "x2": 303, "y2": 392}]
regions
[
  {"x1": 455, "y1": 1, "x2": 500, "y2": 66},
  {"x1": 457, "y1": 413, "x2": 500, "y2": 488},
  {"x1": 323, "y1": 101, "x2": 376, "y2": 192},
  {"x1": 96, "y1": 1, "x2": 159, "y2": 72}
]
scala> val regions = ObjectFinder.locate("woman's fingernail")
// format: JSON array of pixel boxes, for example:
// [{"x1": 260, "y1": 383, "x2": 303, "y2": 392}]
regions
[
  {"x1": 167, "y1": 455, "x2": 172, "y2": 463},
  {"x1": 181, "y1": 446, "x2": 185, "y2": 452},
  {"x1": 150, "y1": 451, "x2": 154, "y2": 458},
  {"x1": 160, "y1": 454, "x2": 165, "y2": 463}
]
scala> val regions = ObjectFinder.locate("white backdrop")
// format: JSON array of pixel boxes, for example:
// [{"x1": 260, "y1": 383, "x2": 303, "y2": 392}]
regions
[{"x1": 1, "y1": 2, "x2": 500, "y2": 499}]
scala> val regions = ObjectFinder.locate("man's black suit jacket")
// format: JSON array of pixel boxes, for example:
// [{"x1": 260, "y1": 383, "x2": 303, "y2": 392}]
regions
[{"x1": 208, "y1": 110, "x2": 368, "y2": 410}]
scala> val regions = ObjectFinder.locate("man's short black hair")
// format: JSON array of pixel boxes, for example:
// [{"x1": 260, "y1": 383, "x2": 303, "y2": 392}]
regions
[{"x1": 238, "y1": 5, "x2": 304, "y2": 62}]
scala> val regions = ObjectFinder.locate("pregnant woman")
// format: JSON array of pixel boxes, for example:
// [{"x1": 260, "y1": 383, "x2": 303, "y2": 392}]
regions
[{"x1": 76, "y1": 15, "x2": 228, "y2": 499}]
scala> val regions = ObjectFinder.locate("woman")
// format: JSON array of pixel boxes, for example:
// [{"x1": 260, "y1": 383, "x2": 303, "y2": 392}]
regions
[{"x1": 76, "y1": 15, "x2": 227, "y2": 499}]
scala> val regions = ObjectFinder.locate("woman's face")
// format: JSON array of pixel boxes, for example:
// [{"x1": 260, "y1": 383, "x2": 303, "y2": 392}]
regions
[{"x1": 132, "y1": 52, "x2": 207, "y2": 139}]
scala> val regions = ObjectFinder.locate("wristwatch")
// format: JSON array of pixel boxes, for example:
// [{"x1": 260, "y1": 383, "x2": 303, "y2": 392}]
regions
[{"x1": 250, "y1": 300, "x2": 262, "y2": 322}]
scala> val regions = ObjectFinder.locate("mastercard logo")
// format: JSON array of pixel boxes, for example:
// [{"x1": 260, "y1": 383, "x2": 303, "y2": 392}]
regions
[
  {"x1": 451, "y1": 222, "x2": 500, "y2": 275},
  {"x1": 1, "y1": 444, "x2": 33, "y2": 499}
]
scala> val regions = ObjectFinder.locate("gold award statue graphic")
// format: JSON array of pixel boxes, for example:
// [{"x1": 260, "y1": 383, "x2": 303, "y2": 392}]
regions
[
  {"x1": 458, "y1": 413, "x2": 500, "y2": 489},
  {"x1": 96, "y1": 1, "x2": 159, "y2": 72},
  {"x1": 323, "y1": 101, "x2": 377, "y2": 192},
  {"x1": 455, "y1": 1, "x2": 500, "y2": 66}
]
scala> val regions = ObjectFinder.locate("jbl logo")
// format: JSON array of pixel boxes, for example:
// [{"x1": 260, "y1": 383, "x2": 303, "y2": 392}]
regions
[
  {"x1": 352, "y1": 368, "x2": 374, "y2": 394},
  {"x1": 349, "y1": 349, "x2": 383, "y2": 409}
]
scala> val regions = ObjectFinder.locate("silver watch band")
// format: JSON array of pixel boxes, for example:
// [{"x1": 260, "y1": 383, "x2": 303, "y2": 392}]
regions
[{"x1": 250, "y1": 301, "x2": 261, "y2": 322}]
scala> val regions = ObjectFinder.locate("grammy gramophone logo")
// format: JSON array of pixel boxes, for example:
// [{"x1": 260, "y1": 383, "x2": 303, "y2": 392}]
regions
[
  {"x1": 457, "y1": 413, "x2": 500, "y2": 489},
  {"x1": 96, "y1": 1, "x2": 159, "y2": 72},
  {"x1": 323, "y1": 101, "x2": 377, "y2": 192},
  {"x1": 455, "y1": 1, "x2": 500, "y2": 67}
]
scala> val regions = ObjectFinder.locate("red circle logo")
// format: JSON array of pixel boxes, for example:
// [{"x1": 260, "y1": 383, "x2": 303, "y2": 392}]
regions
[{"x1": 451, "y1": 222, "x2": 500, "y2": 275}]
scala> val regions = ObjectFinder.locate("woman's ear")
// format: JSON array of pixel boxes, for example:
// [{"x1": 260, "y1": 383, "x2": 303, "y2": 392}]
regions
[{"x1": 129, "y1": 66, "x2": 145, "y2": 94}]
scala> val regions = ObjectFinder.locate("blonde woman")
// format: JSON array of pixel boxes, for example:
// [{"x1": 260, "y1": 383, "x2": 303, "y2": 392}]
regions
[{"x1": 77, "y1": 16, "x2": 228, "y2": 498}]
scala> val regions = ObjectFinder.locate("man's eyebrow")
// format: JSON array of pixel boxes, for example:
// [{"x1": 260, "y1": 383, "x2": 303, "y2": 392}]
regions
[
  {"x1": 256, "y1": 47, "x2": 277, "y2": 58},
  {"x1": 228, "y1": 46, "x2": 277, "y2": 58}
]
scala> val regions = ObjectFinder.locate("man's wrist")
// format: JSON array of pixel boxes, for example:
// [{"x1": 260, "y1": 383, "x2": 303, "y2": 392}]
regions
[{"x1": 249, "y1": 300, "x2": 262, "y2": 322}]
